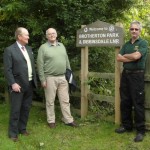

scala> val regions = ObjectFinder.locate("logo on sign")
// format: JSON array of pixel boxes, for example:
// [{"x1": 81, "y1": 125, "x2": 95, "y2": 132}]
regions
[
  {"x1": 109, "y1": 25, "x2": 115, "y2": 32},
  {"x1": 84, "y1": 28, "x2": 88, "y2": 32}
]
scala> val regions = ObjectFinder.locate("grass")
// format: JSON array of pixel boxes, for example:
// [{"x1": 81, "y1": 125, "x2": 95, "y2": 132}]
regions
[{"x1": 0, "y1": 103, "x2": 150, "y2": 150}]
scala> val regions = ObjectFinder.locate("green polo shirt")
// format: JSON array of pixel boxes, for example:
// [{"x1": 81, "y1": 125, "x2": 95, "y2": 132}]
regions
[
  {"x1": 37, "y1": 42, "x2": 71, "y2": 82},
  {"x1": 119, "y1": 38, "x2": 148, "y2": 70}
]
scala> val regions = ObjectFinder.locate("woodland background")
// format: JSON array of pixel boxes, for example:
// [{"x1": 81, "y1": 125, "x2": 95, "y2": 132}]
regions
[{"x1": 0, "y1": 0, "x2": 150, "y2": 102}]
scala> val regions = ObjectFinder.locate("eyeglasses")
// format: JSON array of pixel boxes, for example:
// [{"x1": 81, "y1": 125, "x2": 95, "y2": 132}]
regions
[
  {"x1": 130, "y1": 28, "x2": 139, "y2": 31},
  {"x1": 47, "y1": 33, "x2": 56, "y2": 36}
]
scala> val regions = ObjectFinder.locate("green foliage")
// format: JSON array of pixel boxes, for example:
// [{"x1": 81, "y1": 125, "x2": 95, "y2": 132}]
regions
[
  {"x1": 89, "y1": 47, "x2": 115, "y2": 72},
  {"x1": 0, "y1": 0, "x2": 134, "y2": 75},
  {"x1": 87, "y1": 76, "x2": 115, "y2": 121},
  {"x1": 89, "y1": 101, "x2": 115, "y2": 121},
  {"x1": 0, "y1": 0, "x2": 149, "y2": 105},
  {"x1": 87, "y1": 77, "x2": 114, "y2": 96},
  {"x1": 0, "y1": 0, "x2": 135, "y2": 57},
  {"x1": 118, "y1": 0, "x2": 150, "y2": 42}
]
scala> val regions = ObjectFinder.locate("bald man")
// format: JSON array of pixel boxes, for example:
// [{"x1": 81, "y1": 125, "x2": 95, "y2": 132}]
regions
[{"x1": 37, "y1": 28, "x2": 77, "y2": 128}]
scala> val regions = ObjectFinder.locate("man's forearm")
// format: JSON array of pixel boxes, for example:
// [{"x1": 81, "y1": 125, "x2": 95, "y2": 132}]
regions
[
  {"x1": 117, "y1": 54, "x2": 133, "y2": 62},
  {"x1": 123, "y1": 52, "x2": 141, "y2": 60}
]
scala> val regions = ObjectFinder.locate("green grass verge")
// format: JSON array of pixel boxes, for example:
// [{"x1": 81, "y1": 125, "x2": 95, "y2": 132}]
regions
[{"x1": 0, "y1": 103, "x2": 150, "y2": 150}]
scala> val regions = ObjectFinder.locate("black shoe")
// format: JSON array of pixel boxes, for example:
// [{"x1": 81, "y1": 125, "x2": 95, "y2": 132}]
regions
[
  {"x1": 48, "y1": 123, "x2": 56, "y2": 128},
  {"x1": 65, "y1": 121, "x2": 78, "y2": 127},
  {"x1": 9, "y1": 136, "x2": 18, "y2": 142},
  {"x1": 115, "y1": 127, "x2": 132, "y2": 134},
  {"x1": 134, "y1": 133, "x2": 145, "y2": 142},
  {"x1": 20, "y1": 131, "x2": 30, "y2": 136}
]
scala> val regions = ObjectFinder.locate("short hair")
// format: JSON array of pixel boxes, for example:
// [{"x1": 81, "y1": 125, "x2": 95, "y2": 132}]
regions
[
  {"x1": 130, "y1": 21, "x2": 142, "y2": 31},
  {"x1": 45, "y1": 28, "x2": 57, "y2": 38},
  {"x1": 46, "y1": 29, "x2": 49, "y2": 35},
  {"x1": 15, "y1": 27, "x2": 26, "y2": 39}
]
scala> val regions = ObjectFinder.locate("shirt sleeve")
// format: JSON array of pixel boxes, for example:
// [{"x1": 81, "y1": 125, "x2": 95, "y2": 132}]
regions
[
  {"x1": 119, "y1": 43, "x2": 127, "y2": 55},
  {"x1": 138, "y1": 40, "x2": 148, "y2": 56},
  {"x1": 66, "y1": 54, "x2": 71, "y2": 70}
]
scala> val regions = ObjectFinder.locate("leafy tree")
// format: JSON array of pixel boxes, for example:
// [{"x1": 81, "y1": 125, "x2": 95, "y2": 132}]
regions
[
  {"x1": 2, "y1": 0, "x2": 150, "y2": 104},
  {"x1": 118, "y1": 0, "x2": 150, "y2": 42},
  {"x1": 0, "y1": 0, "x2": 135, "y2": 60},
  {"x1": 1, "y1": 0, "x2": 149, "y2": 73}
]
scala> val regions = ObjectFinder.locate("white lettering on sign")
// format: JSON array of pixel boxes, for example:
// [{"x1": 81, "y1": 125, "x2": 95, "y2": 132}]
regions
[
  {"x1": 88, "y1": 28, "x2": 103, "y2": 31},
  {"x1": 82, "y1": 39, "x2": 119, "y2": 44},
  {"x1": 79, "y1": 33, "x2": 119, "y2": 39},
  {"x1": 79, "y1": 40, "x2": 82, "y2": 44},
  {"x1": 79, "y1": 34, "x2": 106, "y2": 39},
  {"x1": 107, "y1": 33, "x2": 119, "y2": 37}
]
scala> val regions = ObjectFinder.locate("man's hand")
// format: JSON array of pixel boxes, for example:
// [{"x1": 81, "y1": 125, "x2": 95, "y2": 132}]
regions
[
  {"x1": 12, "y1": 83, "x2": 21, "y2": 92},
  {"x1": 41, "y1": 81, "x2": 47, "y2": 88}
]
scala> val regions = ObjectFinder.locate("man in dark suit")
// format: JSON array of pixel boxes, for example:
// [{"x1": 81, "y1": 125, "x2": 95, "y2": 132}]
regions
[{"x1": 3, "y1": 27, "x2": 37, "y2": 142}]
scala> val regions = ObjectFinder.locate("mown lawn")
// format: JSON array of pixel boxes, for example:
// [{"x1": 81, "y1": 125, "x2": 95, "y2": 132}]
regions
[{"x1": 0, "y1": 103, "x2": 150, "y2": 150}]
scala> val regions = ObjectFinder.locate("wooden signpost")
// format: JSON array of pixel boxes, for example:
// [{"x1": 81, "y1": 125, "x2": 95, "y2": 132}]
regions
[{"x1": 76, "y1": 20, "x2": 124, "y2": 124}]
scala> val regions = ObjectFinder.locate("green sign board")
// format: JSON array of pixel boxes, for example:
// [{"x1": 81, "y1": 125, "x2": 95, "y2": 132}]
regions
[{"x1": 76, "y1": 20, "x2": 124, "y2": 47}]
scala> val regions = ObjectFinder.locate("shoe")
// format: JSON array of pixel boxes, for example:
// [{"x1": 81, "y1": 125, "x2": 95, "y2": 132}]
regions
[
  {"x1": 115, "y1": 127, "x2": 132, "y2": 134},
  {"x1": 21, "y1": 131, "x2": 30, "y2": 136},
  {"x1": 48, "y1": 123, "x2": 56, "y2": 128},
  {"x1": 65, "y1": 121, "x2": 78, "y2": 127},
  {"x1": 9, "y1": 136, "x2": 18, "y2": 142},
  {"x1": 134, "y1": 133, "x2": 145, "y2": 142}
]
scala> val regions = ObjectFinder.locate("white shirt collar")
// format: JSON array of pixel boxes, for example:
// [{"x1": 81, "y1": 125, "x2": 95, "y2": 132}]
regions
[{"x1": 16, "y1": 41, "x2": 25, "y2": 50}]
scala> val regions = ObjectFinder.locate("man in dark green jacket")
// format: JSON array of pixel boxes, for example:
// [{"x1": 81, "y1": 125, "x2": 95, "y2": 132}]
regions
[{"x1": 115, "y1": 21, "x2": 148, "y2": 142}]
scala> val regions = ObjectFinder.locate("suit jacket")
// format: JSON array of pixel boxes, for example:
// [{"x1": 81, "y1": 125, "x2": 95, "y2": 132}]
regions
[{"x1": 3, "y1": 42, "x2": 37, "y2": 91}]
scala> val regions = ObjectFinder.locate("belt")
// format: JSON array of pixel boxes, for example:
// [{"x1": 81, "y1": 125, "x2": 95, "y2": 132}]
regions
[
  {"x1": 53, "y1": 74, "x2": 65, "y2": 76},
  {"x1": 124, "y1": 69, "x2": 144, "y2": 73}
]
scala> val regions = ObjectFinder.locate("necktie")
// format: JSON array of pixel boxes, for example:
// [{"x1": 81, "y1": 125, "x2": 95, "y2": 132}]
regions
[{"x1": 21, "y1": 46, "x2": 25, "y2": 51}]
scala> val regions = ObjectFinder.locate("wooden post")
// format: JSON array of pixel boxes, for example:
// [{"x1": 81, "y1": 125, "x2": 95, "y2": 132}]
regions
[
  {"x1": 114, "y1": 22, "x2": 123, "y2": 124},
  {"x1": 81, "y1": 46, "x2": 89, "y2": 118},
  {"x1": 115, "y1": 47, "x2": 121, "y2": 124}
]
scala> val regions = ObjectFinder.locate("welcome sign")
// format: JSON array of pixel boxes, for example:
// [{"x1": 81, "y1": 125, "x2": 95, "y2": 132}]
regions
[{"x1": 76, "y1": 20, "x2": 124, "y2": 47}]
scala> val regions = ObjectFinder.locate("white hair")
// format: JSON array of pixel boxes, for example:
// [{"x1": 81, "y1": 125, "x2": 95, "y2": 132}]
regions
[{"x1": 130, "y1": 21, "x2": 142, "y2": 31}]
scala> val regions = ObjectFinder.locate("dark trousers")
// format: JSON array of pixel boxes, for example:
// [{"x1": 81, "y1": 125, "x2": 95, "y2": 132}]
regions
[
  {"x1": 120, "y1": 70, "x2": 145, "y2": 133},
  {"x1": 8, "y1": 81, "x2": 33, "y2": 137}
]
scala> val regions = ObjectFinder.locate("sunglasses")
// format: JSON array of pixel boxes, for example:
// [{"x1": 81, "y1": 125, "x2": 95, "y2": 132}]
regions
[{"x1": 130, "y1": 28, "x2": 139, "y2": 31}]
